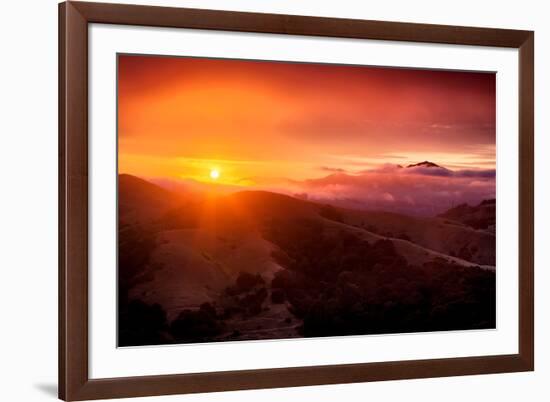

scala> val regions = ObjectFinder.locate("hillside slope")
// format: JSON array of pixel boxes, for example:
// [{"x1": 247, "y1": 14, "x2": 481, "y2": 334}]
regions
[
  {"x1": 334, "y1": 207, "x2": 495, "y2": 265},
  {"x1": 118, "y1": 176, "x2": 496, "y2": 345}
]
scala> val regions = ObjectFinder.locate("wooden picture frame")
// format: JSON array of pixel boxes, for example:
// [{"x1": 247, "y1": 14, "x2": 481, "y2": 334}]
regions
[{"x1": 59, "y1": 1, "x2": 534, "y2": 400}]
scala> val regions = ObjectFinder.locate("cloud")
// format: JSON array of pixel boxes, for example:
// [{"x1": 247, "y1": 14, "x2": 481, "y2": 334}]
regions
[
  {"x1": 262, "y1": 166, "x2": 495, "y2": 216},
  {"x1": 404, "y1": 166, "x2": 495, "y2": 179},
  {"x1": 319, "y1": 166, "x2": 348, "y2": 173},
  {"x1": 430, "y1": 123, "x2": 454, "y2": 129},
  {"x1": 367, "y1": 163, "x2": 495, "y2": 179},
  {"x1": 403, "y1": 166, "x2": 453, "y2": 177},
  {"x1": 364, "y1": 163, "x2": 404, "y2": 173},
  {"x1": 453, "y1": 169, "x2": 496, "y2": 178}
]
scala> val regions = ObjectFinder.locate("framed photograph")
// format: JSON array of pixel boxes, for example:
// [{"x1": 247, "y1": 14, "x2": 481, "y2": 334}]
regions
[{"x1": 59, "y1": 1, "x2": 534, "y2": 400}]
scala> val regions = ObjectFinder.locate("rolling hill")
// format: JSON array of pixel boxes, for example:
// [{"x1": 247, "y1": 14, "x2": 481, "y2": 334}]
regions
[
  {"x1": 438, "y1": 198, "x2": 496, "y2": 232},
  {"x1": 117, "y1": 174, "x2": 496, "y2": 344}
]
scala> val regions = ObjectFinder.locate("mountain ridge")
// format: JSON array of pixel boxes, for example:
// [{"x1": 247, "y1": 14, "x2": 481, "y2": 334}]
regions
[{"x1": 406, "y1": 160, "x2": 442, "y2": 169}]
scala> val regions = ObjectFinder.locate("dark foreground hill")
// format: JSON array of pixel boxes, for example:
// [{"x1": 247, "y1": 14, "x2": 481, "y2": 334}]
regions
[
  {"x1": 117, "y1": 174, "x2": 496, "y2": 346},
  {"x1": 438, "y1": 199, "x2": 496, "y2": 232}
]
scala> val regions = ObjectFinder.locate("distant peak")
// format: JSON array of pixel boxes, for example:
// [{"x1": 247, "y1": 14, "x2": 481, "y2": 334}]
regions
[{"x1": 406, "y1": 161, "x2": 441, "y2": 169}]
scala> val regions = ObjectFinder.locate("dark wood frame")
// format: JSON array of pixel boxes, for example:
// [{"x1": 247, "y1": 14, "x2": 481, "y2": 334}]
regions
[{"x1": 59, "y1": 1, "x2": 534, "y2": 400}]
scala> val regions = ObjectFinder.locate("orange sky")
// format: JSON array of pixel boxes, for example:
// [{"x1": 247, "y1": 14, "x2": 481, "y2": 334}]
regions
[{"x1": 118, "y1": 54, "x2": 496, "y2": 188}]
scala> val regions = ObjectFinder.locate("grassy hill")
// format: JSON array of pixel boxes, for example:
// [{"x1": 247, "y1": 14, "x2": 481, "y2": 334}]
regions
[{"x1": 117, "y1": 175, "x2": 496, "y2": 346}]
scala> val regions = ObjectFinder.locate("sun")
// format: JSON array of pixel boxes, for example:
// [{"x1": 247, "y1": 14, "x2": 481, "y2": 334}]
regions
[{"x1": 209, "y1": 168, "x2": 220, "y2": 180}]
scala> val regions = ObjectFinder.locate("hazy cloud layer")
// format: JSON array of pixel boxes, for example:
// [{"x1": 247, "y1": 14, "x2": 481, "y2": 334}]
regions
[
  {"x1": 272, "y1": 165, "x2": 496, "y2": 216},
  {"x1": 369, "y1": 164, "x2": 496, "y2": 178}
]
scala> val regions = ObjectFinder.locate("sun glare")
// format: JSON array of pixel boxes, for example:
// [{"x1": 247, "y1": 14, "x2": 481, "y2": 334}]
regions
[{"x1": 210, "y1": 168, "x2": 220, "y2": 180}]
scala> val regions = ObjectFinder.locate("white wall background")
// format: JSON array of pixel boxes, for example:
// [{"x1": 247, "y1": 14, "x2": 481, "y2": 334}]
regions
[{"x1": 0, "y1": 0, "x2": 546, "y2": 401}]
